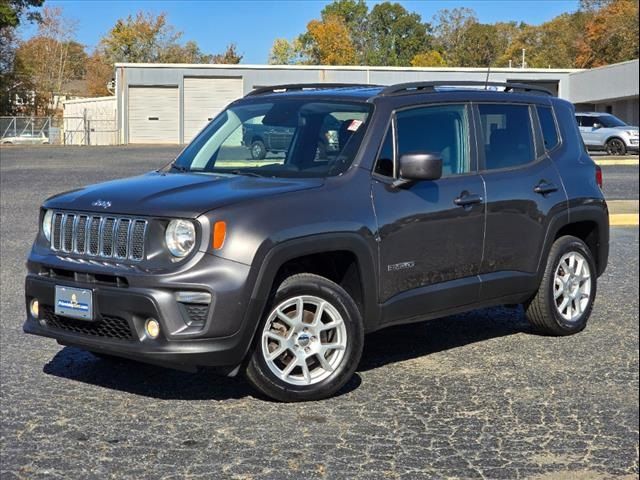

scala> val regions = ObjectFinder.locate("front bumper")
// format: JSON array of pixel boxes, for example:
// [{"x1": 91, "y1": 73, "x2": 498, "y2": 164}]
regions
[{"x1": 23, "y1": 252, "x2": 263, "y2": 372}]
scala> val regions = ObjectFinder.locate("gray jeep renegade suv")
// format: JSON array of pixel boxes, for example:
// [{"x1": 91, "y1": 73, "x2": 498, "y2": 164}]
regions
[{"x1": 24, "y1": 82, "x2": 609, "y2": 402}]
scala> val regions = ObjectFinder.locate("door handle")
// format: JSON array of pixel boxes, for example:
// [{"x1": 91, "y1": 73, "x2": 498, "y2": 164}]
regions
[
  {"x1": 454, "y1": 192, "x2": 483, "y2": 207},
  {"x1": 534, "y1": 181, "x2": 558, "y2": 195}
]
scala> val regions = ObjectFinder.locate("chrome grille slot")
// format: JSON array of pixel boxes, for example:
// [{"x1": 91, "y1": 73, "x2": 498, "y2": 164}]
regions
[
  {"x1": 88, "y1": 216, "x2": 101, "y2": 255},
  {"x1": 62, "y1": 214, "x2": 75, "y2": 252},
  {"x1": 130, "y1": 220, "x2": 146, "y2": 261},
  {"x1": 101, "y1": 218, "x2": 116, "y2": 257},
  {"x1": 75, "y1": 216, "x2": 88, "y2": 253},
  {"x1": 48, "y1": 211, "x2": 147, "y2": 262},
  {"x1": 115, "y1": 219, "x2": 130, "y2": 258},
  {"x1": 52, "y1": 213, "x2": 63, "y2": 250}
]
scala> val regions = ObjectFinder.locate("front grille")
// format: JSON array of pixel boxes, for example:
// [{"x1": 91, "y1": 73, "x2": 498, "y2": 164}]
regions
[
  {"x1": 50, "y1": 212, "x2": 147, "y2": 262},
  {"x1": 42, "y1": 306, "x2": 136, "y2": 341}
]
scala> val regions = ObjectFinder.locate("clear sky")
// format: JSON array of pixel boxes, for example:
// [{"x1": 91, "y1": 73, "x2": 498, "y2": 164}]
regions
[{"x1": 19, "y1": 0, "x2": 581, "y2": 63}]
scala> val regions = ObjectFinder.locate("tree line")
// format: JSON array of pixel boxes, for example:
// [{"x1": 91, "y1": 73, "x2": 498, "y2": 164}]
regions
[
  {"x1": 269, "y1": 0, "x2": 639, "y2": 69},
  {"x1": 1, "y1": 2, "x2": 242, "y2": 116},
  {"x1": 1, "y1": 0, "x2": 638, "y2": 117}
]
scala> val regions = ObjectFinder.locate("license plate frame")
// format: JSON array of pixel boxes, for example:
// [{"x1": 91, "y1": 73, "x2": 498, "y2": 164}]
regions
[{"x1": 54, "y1": 286, "x2": 94, "y2": 320}]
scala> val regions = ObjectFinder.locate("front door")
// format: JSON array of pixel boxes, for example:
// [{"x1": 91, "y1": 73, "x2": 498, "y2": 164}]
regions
[
  {"x1": 372, "y1": 104, "x2": 485, "y2": 320},
  {"x1": 577, "y1": 115, "x2": 600, "y2": 147}
]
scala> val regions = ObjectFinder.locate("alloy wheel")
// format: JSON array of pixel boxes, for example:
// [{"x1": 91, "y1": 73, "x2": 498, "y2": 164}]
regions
[
  {"x1": 260, "y1": 295, "x2": 347, "y2": 386},
  {"x1": 553, "y1": 251, "x2": 592, "y2": 323}
]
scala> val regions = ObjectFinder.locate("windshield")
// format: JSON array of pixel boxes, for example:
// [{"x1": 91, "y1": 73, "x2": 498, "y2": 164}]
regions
[
  {"x1": 599, "y1": 114, "x2": 627, "y2": 128},
  {"x1": 170, "y1": 99, "x2": 372, "y2": 178}
]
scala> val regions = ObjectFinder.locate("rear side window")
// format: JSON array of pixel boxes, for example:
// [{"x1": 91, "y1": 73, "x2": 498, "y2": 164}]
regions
[
  {"x1": 478, "y1": 104, "x2": 534, "y2": 170},
  {"x1": 396, "y1": 104, "x2": 470, "y2": 176},
  {"x1": 537, "y1": 106, "x2": 560, "y2": 151},
  {"x1": 580, "y1": 116, "x2": 596, "y2": 127}
]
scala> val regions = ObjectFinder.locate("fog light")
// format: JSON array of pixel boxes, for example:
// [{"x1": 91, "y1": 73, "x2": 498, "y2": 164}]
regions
[
  {"x1": 145, "y1": 318, "x2": 160, "y2": 339},
  {"x1": 29, "y1": 298, "x2": 39, "y2": 318}
]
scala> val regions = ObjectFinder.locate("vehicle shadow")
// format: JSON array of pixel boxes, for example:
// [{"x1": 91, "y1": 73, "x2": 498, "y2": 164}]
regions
[
  {"x1": 358, "y1": 305, "x2": 531, "y2": 372},
  {"x1": 43, "y1": 305, "x2": 529, "y2": 400}
]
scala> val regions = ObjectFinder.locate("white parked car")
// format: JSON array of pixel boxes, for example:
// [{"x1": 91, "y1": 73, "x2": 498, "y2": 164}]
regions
[
  {"x1": 1, "y1": 132, "x2": 50, "y2": 145},
  {"x1": 575, "y1": 113, "x2": 639, "y2": 155}
]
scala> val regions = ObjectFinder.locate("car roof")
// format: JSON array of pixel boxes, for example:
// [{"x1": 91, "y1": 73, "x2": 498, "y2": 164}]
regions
[
  {"x1": 576, "y1": 112, "x2": 613, "y2": 117},
  {"x1": 243, "y1": 82, "x2": 555, "y2": 104}
]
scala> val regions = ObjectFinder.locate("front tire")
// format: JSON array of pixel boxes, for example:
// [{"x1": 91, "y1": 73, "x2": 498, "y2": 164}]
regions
[
  {"x1": 250, "y1": 140, "x2": 267, "y2": 160},
  {"x1": 606, "y1": 138, "x2": 626, "y2": 156},
  {"x1": 245, "y1": 273, "x2": 364, "y2": 402},
  {"x1": 525, "y1": 235, "x2": 597, "y2": 336}
]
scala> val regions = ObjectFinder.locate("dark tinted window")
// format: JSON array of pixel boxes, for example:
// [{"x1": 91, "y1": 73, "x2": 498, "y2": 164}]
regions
[
  {"x1": 478, "y1": 104, "x2": 534, "y2": 170},
  {"x1": 374, "y1": 126, "x2": 394, "y2": 177},
  {"x1": 396, "y1": 104, "x2": 470, "y2": 176},
  {"x1": 537, "y1": 106, "x2": 560, "y2": 150},
  {"x1": 599, "y1": 114, "x2": 627, "y2": 127},
  {"x1": 580, "y1": 116, "x2": 596, "y2": 127}
]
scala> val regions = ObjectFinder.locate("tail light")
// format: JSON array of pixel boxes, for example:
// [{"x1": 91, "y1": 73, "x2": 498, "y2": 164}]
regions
[{"x1": 595, "y1": 165, "x2": 603, "y2": 189}]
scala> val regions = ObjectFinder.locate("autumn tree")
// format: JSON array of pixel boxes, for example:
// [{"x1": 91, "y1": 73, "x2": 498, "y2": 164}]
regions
[
  {"x1": 432, "y1": 7, "x2": 478, "y2": 66},
  {"x1": 411, "y1": 50, "x2": 446, "y2": 67},
  {"x1": 14, "y1": 7, "x2": 86, "y2": 115},
  {"x1": 209, "y1": 43, "x2": 243, "y2": 64},
  {"x1": 320, "y1": 0, "x2": 368, "y2": 63},
  {"x1": 86, "y1": 52, "x2": 112, "y2": 96},
  {"x1": 499, "y1": 14, "x2": 585, "y2": 68},
  {"x1": 87, "y1": 11, "x2": 235, "y2": 96},
  {"x1": 268, "y1": 38, "x2": 302, "y2": 65},
  {"x1": 577, "y1": 0, "x2": 639, "y2": 67},
  {"x1": 299, "y1": 14, "x2": 356, "y2": 65},
  {"x1": 365, "y1": 2, "x2": 431, "y2": 66},
  {"x1": 1, "y1": 0, "x2": 44, "y2": 114}
]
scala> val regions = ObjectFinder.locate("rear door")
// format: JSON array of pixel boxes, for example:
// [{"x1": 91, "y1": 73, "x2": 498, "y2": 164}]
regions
[
  {"x1": 475, "y1": 102, "x2": 566, "y2": 299},
  {"x1": 372, "y1": 103, "x2": 485, "y2": 316}
]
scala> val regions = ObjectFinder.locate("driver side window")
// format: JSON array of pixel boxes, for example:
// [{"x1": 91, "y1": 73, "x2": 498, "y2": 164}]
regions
[{"x1": 395, "y1": 104, "x2": 471, "y2": 176}]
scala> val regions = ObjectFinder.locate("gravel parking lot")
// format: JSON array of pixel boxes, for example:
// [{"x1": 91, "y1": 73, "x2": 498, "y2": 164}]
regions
[{"x1": 1, "y1": 146, "x2": 638, "y2": 479}]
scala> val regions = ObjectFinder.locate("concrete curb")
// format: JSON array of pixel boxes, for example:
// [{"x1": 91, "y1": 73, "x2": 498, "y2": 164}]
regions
[{"x1": 594, "y1": 159, "x2": 639, "y2": 166}]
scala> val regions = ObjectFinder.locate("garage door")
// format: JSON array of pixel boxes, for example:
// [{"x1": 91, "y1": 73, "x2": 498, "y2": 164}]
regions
[
  {"x1": 183, "y1": 77, "x2": 243, "y2": 142},
  {"x1": 128, "y1": 86, "x2": 179, "y2": 144}
]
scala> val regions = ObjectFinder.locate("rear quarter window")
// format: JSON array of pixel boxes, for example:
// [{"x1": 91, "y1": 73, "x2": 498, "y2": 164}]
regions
[
  {"x1": 478, "y1": 104, "x2": 534, "y2": 170},
  {"x1": 537, "y1": 106, "x2": 560, "y2": 151}
]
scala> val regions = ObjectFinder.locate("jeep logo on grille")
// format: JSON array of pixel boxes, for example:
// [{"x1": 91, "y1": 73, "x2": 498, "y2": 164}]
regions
[{"x1": 91, "y1": 199, "x2": 112, "y2": 209}]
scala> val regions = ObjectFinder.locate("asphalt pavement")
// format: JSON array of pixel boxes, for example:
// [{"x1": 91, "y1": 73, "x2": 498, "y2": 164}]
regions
[{"x1": 1, "y1": 146, "x2": 638, "y2": 479}]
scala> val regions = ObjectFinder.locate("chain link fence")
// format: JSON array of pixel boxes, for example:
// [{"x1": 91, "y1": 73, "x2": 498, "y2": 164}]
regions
[
  {"x1": 0, "y1": 114, "x2": 118, "y2": 146},
  {"x1": 0, "y1": 117, "x2": 60, "y2": 144}
]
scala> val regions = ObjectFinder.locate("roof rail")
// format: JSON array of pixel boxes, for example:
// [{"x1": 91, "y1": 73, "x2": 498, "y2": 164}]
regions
[
  {"x1": 246, "y1": 83, "x2": 379, "y2": 97},
  {"x1": 379, "y1": 81, "x2": 553, "y2": 97}
]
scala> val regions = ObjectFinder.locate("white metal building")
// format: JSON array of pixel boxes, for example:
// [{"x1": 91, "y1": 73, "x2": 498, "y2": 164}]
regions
[{"x1": 68, "y1": 61, "x2": 639, "y2": 145}]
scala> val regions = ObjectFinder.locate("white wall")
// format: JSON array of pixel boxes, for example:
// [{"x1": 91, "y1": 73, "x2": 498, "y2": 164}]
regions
[{"x1": 63, "y1": 96, "x2": 117, "y2": 145}]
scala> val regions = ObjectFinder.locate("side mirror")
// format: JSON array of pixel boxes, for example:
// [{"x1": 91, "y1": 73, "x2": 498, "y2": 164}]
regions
[
  {"x1": 592, "y1": 122, "x2": 602, "y2": 129},
  {"x1": 398, "y1": 152, "x2": 442, "y2": 182}
]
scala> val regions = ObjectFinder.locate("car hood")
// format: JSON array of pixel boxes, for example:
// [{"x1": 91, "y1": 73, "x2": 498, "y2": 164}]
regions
[
  {"x1": 43, "y1": 171, "x2": 325, "y2": 218},
  {"x1": 612, "y1": 125, "x2": 638, "y2": 131}
]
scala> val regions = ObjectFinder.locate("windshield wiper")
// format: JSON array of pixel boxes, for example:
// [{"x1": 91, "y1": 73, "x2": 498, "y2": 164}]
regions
[
  {"x1": 226, "y1": 170, "x2": 264, "y2": 178},
  {"x1": 168, "y1": 162, "x2": 189, "y2": 172}
]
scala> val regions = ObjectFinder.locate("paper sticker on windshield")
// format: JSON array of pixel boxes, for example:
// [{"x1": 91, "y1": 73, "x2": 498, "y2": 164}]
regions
[{"x1": 347, "y1": 119, "x2": 363, "y2": 132}]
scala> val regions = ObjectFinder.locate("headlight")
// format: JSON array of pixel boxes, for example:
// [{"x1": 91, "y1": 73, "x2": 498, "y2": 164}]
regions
[
  {"x1": 42, "y1": 210, "x2": 53, "y2": 242},
  {"x1": 626, "y1": 130, "x2": 638, "y2": 136},
  {"x1": 165, "y1": 219, "x2": 196, "y2": 258}
]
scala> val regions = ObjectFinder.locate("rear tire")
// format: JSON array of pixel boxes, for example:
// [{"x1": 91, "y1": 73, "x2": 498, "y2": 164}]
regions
[
  {"x1": 245, "y1": 273, "x2": 364, "y2": 402},
  {"x1": 525, "y1": 235, "x2": 597, "y2": 336}
]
